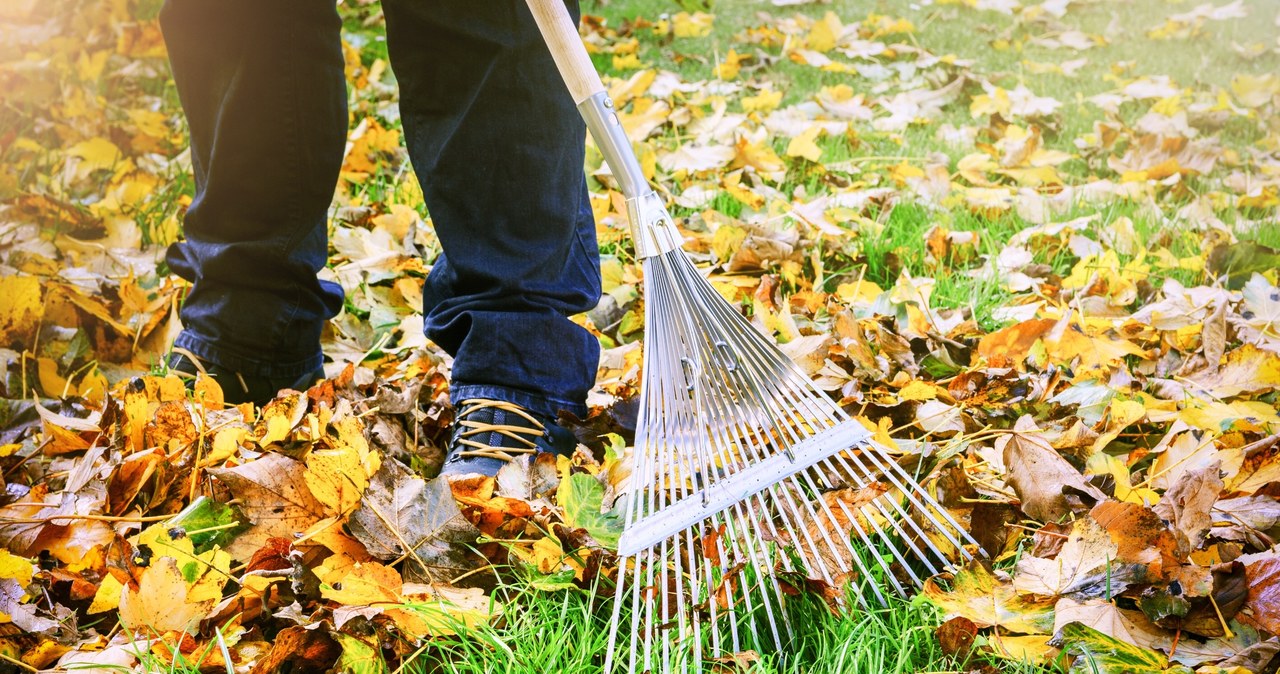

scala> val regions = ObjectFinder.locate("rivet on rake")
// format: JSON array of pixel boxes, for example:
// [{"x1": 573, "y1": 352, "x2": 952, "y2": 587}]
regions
[{"x1": 714, "y1": 340, "x2": 737, "y2": 372}]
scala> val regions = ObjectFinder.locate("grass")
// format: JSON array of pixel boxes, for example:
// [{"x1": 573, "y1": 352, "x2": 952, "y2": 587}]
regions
[{"x1": 403, "y1": 578, "x2": 1049, "y2": 674}]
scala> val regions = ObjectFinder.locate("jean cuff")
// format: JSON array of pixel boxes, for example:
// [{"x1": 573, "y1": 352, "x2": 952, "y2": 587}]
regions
[
  {"x1": 449, "y1": 383, "x2": 588, "y2": 420},
  {"x1": 173, "y1": 330, "x2": 323, "y2": 379}
]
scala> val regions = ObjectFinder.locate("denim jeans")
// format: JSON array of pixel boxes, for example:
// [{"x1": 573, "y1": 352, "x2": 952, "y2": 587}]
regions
[{"x1": 158, "y1": 0, "x2": 602, "y2": 417}]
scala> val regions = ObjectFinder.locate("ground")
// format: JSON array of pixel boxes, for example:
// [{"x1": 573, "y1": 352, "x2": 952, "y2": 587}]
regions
[{"x1": 0, "y1": 0, "x2": 1278, "y2": 672}]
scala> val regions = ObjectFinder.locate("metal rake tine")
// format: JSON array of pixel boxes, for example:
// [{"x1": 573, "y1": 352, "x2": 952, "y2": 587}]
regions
[
  {"x1": 653, "y1": 251, "x2": 736, "y2": 663},
  {"x1": 670, "y1": 287, "x2": 876, "y2": 578},
  {"x1": 851, "y1": 440, "x2": 979, "y2": 557},
  {"x1": 822, "y1": 450, "x2": 959, "y2": 573},
  {"x1": 685, "y1": 263, "x2": 968, "y2": 582},
  {"x1": 668, "y1": 258, "x2": 900, "y2": 600},
  {"x1": 656, "y1": 254, "x2": 797, "y2": 652},
  {"x1": 687, "y1": 267, "x2": 968, "y2": 556}
]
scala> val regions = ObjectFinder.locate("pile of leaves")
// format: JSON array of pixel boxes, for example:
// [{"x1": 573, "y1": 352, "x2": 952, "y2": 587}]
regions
[{"x1": 1, "y1": 0, "x2": 1279, "y2": 671}]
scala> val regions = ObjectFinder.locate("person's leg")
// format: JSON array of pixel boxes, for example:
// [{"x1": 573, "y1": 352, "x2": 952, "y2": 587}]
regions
[
  {"x1": 159, "y1": 0, "x2": 347, "y2": 401},
  {"x1": 381, "y1": 0, "x2": 602, "y2": 423}
]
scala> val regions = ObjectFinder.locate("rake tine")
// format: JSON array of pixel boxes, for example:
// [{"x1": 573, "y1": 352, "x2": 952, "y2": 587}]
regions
[
  {"x1": 691, "y1": 267, "x2": 970, "y2": 555},
  {"x1": 669, "y1": 258, "x2": 904, "y2": 603},
  {"x1": 663, "y1": 266, "x2": 854, "y2": 591},
  {"x1": 824, "y1": 451, "x2": 958, "y2": 573},
  {"x1": 656, "y1": 255, "x2": 796, "y2": 653},
  {"x1": 852, "y1": 441, "x2": 978, "y2": 558}
]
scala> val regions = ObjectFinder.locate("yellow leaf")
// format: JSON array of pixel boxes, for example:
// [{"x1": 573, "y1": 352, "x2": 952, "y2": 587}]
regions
[
  {"x1": 202, "y1": 426, "x2": 245, "y2": 467},
  {"x1": 888, "y1": 161, "x2": 925, "y2": 186},
  {"x1": 719, "y1": 176, "x2": 760, "y2": 212},
  {"x1": 118, "y1": 557, "x2": 215, "y2": 635},
  {"x1": 899, "y1": 380, "x2": 938, "y2": 402},
  {"x1": 1230, "y1": 73, "x2": 1280, "y2": 108},
  {"x1": 741, "y1": 89, "x2": 782, "y2": 114},
  {"x1": 88, "y1": 574, "x2": 123, "y2": 615},
  {"x1": 305, "y1": 412, "x2": 382, "y2": 516},
  {"x1": 0, "y1": 276, "x2": 43, "y2": 348},
  {"x1": 835, "y1": 279, "x2": 882, "y2": 305},
  {"x1": 957, "y1": 153, "x2": 997, "y2": 186},
  {"x1": 733, "y1": 136, "x2": 786, "y2": 180},
  {"x1": 611, "y1": 53, "x2": 643, "y2": 70},
  {"x1": 1085, "y1": 453, "x2": 1158, "y2": 506},
  {"x1": 188, "y1": 548, "x2": 232, "y2": 604},
  {"x1": 785, "y1": 126, "x2": 823, "y2": 162},
  {"x1": 322, "y1": 561, "x2": 403, "y2": 605},
  {"x1": 713, "y1": 49, "x2": 743, "y2": 80},
  {"x1": 1180, "y1": 399, "x2": 1280, "y2": 433},
  {"x1": 672, "y1": 11, "x2": 714, "y2": 38},
  {"x1": 970, "y1": 88, "x2": 1010, "y2": 118},
  {"x1": 807, "y1": 12, "x2": 843, "y2": 53},
  {"x1": 385, "y1": 584, "x2": 500, "y2": 638},
  {"x1": 0, "y1": 551, "x2": 32, "y2": 589},
  {"x1": 66, "y1": 137, "x2": 123, "y2": 181}
]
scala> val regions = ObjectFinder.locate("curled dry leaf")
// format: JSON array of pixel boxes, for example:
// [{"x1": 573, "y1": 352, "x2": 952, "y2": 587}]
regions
[
  {"x1": 999, "y1": 415, "x2": 1105, "y2": 523},
  {"x1": 1152, "y1": 461, "x2": 1223, "y2": 551}
]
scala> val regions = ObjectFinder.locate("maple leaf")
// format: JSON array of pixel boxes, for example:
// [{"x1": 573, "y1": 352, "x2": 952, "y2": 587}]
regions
[{"x1": 1013, "y1": 516, "x2": 1146, "y2": 599}]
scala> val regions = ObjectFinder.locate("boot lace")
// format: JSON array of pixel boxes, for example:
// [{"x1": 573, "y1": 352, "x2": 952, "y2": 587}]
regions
[{"x1": 453, "y1": 399, "x2": 545, "y2": 463}]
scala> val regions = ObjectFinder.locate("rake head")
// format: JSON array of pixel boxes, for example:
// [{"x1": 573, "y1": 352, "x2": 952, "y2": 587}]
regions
[{"x1": 602, "y1": 243, "x2": 978, "y2": 674}]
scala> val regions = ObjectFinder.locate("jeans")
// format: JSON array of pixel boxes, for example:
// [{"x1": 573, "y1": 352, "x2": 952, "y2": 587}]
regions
[{"x1": 158, "y1": 0, "x2": 602, "y2": 418}]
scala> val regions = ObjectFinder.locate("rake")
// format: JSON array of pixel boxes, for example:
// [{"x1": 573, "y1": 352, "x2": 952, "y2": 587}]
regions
[{"x1": 525, "y1": 1, "x2": 978, "y2": 671}]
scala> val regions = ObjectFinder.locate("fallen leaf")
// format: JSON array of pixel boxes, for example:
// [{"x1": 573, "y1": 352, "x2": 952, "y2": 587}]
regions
[
  {"x1": 1013, "y1": 517, "x2": 1144, "y2": 599},
  {"x1": 999, "y1": 416, "x2": 1105, "y2": 522},
  {"x1": 557, "y1": 472, "x2": 623, "y2": 549},
  {"x1": 117, "y1": 557, "x2": 215, "y2": 634},
  {"x1": 209, "y1": 453, "x2": 327, "y2": 560},
  {"x1": 1152, "y1": 461, "x2": 1222, "y2": 551},
  {"x1": 348, "y1": 460, "x2": 481, "y2": 580},
  {"x1": 923, "y1": 561, "x2": 1055, "y2": 634}
]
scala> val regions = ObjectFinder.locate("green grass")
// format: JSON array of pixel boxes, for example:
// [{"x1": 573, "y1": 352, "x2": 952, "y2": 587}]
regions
[{"x1": 403, "y1": 578, "x2": 1049, "y2": 674}]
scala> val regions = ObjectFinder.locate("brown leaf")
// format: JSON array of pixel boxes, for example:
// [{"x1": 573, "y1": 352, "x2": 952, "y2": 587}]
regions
[
  {"x1": 970, "y1": 502, "x2": 1019, "y2": 557},
  {"x1": 1212, "y1": 494, "x2": 1280, "y2": 545},
  {"x1": 1091, "y1": 501, "x2": 1182, "y2": 574},
  {"x1": 1013, "y1": 516, "x2": 1146, "y2": 599},
  {"x1": 1220, "y1": 637, "x2": 1280, "y2": 672},
  {"x1": 348, "y1": 459, "x2": 481, "y2": 581},
  {"x1": 247, "y1": 625, "x2": 338, "y2": 674},
  {"x1": 936, "y1": 616, "x2": 978, "y2": 658},
  {"x1": 1152, "y1": 461, "x2": 1222, "y2": 552},
  {"x1": 209, "y1": 453, "x2": 327, "y2": 561},
  {"x1": 1242, "y1": 550, "x2": 1280, "y2": 634},
  {"x1": 999, "y1": 415, "x2": 1105, "y2": 522}
]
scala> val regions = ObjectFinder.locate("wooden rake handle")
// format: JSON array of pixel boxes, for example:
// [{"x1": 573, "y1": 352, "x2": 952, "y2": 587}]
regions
[{"x1": 525, "y1": 0, "x2": 605, "y2": 105}]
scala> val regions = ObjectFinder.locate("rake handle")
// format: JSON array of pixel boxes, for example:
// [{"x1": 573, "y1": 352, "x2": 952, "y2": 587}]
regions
[{"x1": 524, "y1": 0, "x2": 605, "y2": 105}]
